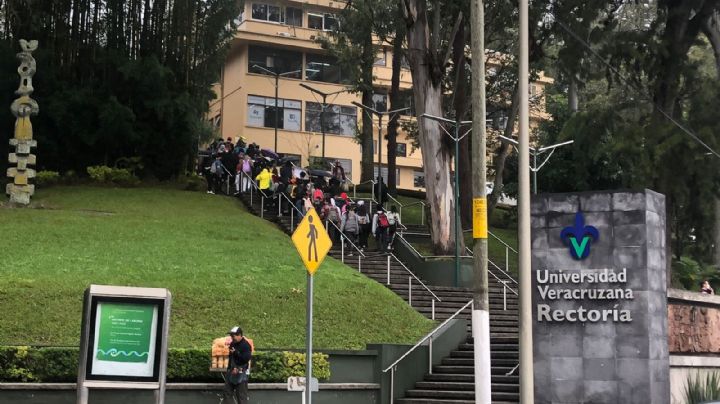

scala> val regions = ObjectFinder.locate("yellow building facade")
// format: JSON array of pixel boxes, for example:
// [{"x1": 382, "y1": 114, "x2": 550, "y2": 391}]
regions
[{"x1": 208, "y1": 0, "x2": 552, "y2": 191}]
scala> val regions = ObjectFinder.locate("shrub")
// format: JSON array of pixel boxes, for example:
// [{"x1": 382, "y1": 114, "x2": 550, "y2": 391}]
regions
[
  {"x1": 86, "y1": 165, "x2": 139, "y2": 186},
  {"x1": 0, "y1": 347, "x2": 330, "y2": 383},
  {"x1": 685, "y1": 372, "x2": 720, "y2": 404},
  {"x1": 177, "y1": 173, "x2": 206, "y2": 192},
  {"x1": 35, "y1": 171, "x2": 61, "y2": 186}
]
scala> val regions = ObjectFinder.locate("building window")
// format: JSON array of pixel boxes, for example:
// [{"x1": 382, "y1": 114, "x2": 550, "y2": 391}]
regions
[
  {"x1": 374, "y1": 49, "x2": 387, "y2": 66},
  {"x1": 248, "y1": 45, "x2": 302, "y2": 78},
  {"x1": 400, "y1": 54, "x2": 411, "y2": 70},
  {"x1": 374, "y1": 167, "x2": 400, "y2": 186},
  {"x1": 327, "y1": 157, "x2": 352, "y2": 181},
  {"x1": 305, "y1": 54, "x2": 348, "y2": 84},
  {"x1": 305, "y1": 102, "x2": 357, "y2": 136},
  {"x1": 396, "y1": 143, "x2": 407, "y2": 157},
  {"x1": 372, "y1": 92, "x2": 387, "y2": 112},
  {"x1": 307, "y1": 12, "x2": 337, "y2": 31},
  {"x1": 248, "y1": 95, "x2": 302, "y2": 131},
  {"x1": 398, "y1": 90, "x2": 414, "y2": 116},
  {"x1": 251, "y1": 3, "x2": 282, "y2": 23},
  {"x1": 413, "y1": 170, "x2": 425, "y2": 188},
  {"x1": 285, "y1": 7, "x2": 303, "y2": 26}
]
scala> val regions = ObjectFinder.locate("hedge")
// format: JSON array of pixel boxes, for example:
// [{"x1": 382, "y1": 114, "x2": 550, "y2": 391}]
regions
[{"x1": 0, "y1": 347, "x2": 329, "y2": 383}]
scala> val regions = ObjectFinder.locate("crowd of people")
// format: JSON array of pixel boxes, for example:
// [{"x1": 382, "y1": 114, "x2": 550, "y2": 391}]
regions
[{"x1": 200, "y1": 137, "x2": 402, "y2": 252}]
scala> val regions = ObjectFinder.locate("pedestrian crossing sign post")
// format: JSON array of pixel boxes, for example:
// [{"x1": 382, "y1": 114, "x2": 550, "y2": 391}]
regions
[
  {"x1": 290, "y1": 208, "x2": 332, "y2": 404},
  {"x1": 291, "y1": 209, "x2": 332, "y2": 275}
]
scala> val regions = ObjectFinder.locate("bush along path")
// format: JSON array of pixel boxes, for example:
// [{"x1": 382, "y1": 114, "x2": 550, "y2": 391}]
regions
[{"x1": 236, "y1": 186, "x2": 521, "y2": 404}]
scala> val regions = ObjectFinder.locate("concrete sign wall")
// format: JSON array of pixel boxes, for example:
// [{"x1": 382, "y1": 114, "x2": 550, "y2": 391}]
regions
[{"x1": 531, "y1": 190, "x2": 669, "y2": 404}]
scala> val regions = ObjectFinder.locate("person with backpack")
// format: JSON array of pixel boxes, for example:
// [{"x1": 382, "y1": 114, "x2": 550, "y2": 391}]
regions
[
  {"x1": 356, "y1": 201, "x2": 371, "y2": 251},
  {"x1": 386, "y1": 205, "x2": 401, "y2": 250},
  {"x1": 209, "y1": 154, "x2": 224, "y2": 195},
  {"x1": 323, "y1": 197, "x2": 342, "y2": 243},
  {"x1": 372, "y1": 207, "x2": 390, "y2": 252},
  {"x1": 341, "y1": 204, "x2": 360, "y2": 253},
  {"x1": 236, "y1": 154, "x2": 253, "y2": 194}
]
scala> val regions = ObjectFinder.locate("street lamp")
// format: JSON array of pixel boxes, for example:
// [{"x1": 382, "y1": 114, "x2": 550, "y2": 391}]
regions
[
  {"x1": 352, "y1": 102, "x2": 410, "y2": 188},
  {"x1": 251, "y1": 65, "x2": 302, "y2": 154},
  {"x1": 421, "y1": 113, "x2": 472, "y2": 288},
  {"x1": 497, "y1": 134, "x2": 574, "y2": 194},
  {"x1": 299, "y1": 83, "x2": 351, "y2": 162}
]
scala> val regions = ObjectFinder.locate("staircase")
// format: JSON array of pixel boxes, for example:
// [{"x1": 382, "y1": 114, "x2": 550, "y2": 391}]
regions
[{"x1": 237, "y1": 191, "x2": 519, "y2": 403}]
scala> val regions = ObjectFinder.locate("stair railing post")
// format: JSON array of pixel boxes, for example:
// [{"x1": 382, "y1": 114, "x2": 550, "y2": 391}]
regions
[
  {"x1": 421, "y1": 203, "x2": 425, "y2": 226},
  {"x1": 408, "y1": 277, "x2": 412, "y2": 307},
  {"x1": 250, "y1": 182, "x2": 254, "y2": 205},
  {"x1": 358, "y1": 256, "x2": 361, "y2": 273},
  {"x1": 386, "y1": 255, "x2": 391, "y2": 285},
  {"x1": 431, "y1": 299, "x2": 435, "y2": 321},
  {"x1": 505, "y1": 245, "x2": 509, "y2": 274},
  {"x1": 428, "y1": 336, "x2": 433, "y2": 375},
  {"x1": 290, "y1": 208, "x2": 295, "y2": 232},
  {"x1": 389, "y1": 367, "x2": 395, "y2": 404},
  {"x1": 341, "y1": 234, "x2": 345, "y2": 263},
  {"x1": 278, "y1": 195, "x2": 281, "y2": 217},
  {"x1": 260, "y1": 195, "x2": 264, "y2": 219},
  {"x1": 502, "y1": 280, "x2": 508, "y2": 311}
]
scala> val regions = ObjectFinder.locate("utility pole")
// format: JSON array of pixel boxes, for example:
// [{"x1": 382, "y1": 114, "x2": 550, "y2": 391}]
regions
[
  {"x1": 300, "y1": 84, "x2": 351, "y2": 163},
  {"x1": 518, "y1": 0, "x2": 534, "y2": 402},
  {"x1": 497, "y1": 135, "x2": 574, "y2": 195},
  {"x1": 352, "y1": 102, "x2": 410, "y2": 188},
  {"x1": 470, "y1": 0, "x2": 491, "y2": 402},
  {"x1": 420, "y1": 114, "x2": 471, "y2": 288},
  {"x1": 252, "y1": 65, "x2": 301, "y2": 153}
]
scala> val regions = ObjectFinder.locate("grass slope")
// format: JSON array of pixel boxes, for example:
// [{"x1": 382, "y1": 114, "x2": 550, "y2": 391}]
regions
[{"x1": 0, "y1": 186, "x2": 432, "y2": 349}]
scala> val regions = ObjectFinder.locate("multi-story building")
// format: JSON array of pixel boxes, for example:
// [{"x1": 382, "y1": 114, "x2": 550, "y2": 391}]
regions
[{"x1": 208, "y1": 0, "x2": 552, "y2": 191}]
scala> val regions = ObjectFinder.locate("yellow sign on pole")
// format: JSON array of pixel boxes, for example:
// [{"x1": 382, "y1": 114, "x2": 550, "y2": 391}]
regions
[
  {"x1": 291, "y1": 209, "x2": 333, "y2": 275},
  {"x1": 473, "y1": 197, "x2": 488, "y2": 239}
]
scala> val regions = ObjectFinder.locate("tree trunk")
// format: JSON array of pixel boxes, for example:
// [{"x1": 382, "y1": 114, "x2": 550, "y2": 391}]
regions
[
  {"x1": 568, "y1": 74, "x2": 579, "y2": 112},
  {"x1": 403, "y1": 0, "x2": 461, "y2": 254},
  {"x1": 387, "y1": 26, "x2": 404, "y2": 196},
  {"x1": 488, "y1": 85, "x2": 519, "y2": 218},
  {"x1": 360, "y1": 30, "x2": 375, "y2": 183}
]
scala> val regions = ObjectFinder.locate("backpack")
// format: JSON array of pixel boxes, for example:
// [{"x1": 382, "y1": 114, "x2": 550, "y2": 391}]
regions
[
  {"x1": 327, "y1": 206, "x2": 340, "y2": 223},
  {"x1": 211, "y1": 160, "x2": 222, "y2": 175},
  {"x1": 242, "y1": 160, "x2": 252, "y2": 173},
  {"x1": 387, "y1": 212, "x2": 397, "y2": 225},
  {"x1": 378, "y1": 213, "x2": 390, "y2": 228}
]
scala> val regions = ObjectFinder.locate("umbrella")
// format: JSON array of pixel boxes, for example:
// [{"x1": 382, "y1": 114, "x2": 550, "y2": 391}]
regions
[
  {"x1": 261, "y1": 149, "x2": 280, "y2": 160},
  {"x1": 279, "y1": 155, "x2": 301, "y2": 164},
  {"x1": 308, "y1": 169, "x2": 332, "y2": 178}
]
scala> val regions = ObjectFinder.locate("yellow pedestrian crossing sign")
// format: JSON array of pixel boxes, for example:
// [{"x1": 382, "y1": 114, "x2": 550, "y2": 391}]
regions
[{"x1": 291, "y1": 209, "x2": 333, "y2": 275}]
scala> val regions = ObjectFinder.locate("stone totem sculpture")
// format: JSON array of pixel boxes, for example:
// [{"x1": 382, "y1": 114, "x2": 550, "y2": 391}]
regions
[{"x1": 6, "y1": 39, "x2": 39, "y2": 205}]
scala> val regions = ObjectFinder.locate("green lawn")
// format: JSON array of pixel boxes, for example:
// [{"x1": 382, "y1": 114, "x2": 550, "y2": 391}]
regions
[{"x1": 0, "y1": 186, "x2": 432, "y2": 349}]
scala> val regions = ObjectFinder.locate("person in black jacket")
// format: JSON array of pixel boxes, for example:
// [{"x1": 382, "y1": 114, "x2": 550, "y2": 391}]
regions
[{"x1": 223, "y1": 326, "x2": 252, "y2": 404}]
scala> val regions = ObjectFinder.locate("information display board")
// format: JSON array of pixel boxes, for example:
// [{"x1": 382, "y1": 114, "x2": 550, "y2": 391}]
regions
[
  {"x1": 89, "y1": 300, "x2": 161, "y2": 379},
  {"x1": 77, "y1": 285, "x2": 171, "y2": 404}
]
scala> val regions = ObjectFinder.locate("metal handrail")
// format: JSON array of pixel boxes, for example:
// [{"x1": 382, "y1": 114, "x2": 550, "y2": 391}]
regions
[
  {"x1": 383, "y1": 299, "x2": 473, "y2": 373},
  {"x1": 390, "y1": 253, "x2": 441, "y2": 302},
  {"x1": 324, "y1": 217, "x2": 366, "y2": 258},
  {"x1": 489, "y1": 230, "x2": 519, "y2": 254}
]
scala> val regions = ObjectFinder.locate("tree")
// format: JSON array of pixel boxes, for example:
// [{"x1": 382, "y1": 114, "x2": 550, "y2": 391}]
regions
[
  {"x1": 320, "y1": 0, "x2": 379, "y2": 182},
  {"x1": 401, "y1": 0, "x2": 464, "y2": 254},
  {"x1": 0, "y1": 0, "x2": 239, "y2": 179}
]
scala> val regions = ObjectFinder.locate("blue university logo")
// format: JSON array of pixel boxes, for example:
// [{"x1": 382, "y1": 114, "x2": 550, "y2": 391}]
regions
[{"x1": 560, "y1": 212, "x2": 599, "y2": 260}]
